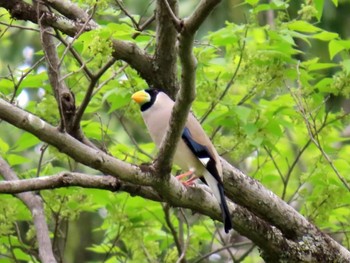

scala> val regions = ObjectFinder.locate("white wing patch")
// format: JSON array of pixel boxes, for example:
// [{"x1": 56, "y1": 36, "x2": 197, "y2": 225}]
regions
[{"x1": 199, "y1": 157, "x2": 210, "y2": 166}]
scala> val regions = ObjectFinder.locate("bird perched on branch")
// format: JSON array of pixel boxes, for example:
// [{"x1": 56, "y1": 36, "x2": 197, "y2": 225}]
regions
[{"x1": 132, "y1": 89, "x2": 233, "y2": 233}]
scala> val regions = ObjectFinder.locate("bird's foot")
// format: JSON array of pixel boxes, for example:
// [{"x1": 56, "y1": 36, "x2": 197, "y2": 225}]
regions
[
  {"x1": 176, "y1": 170, "x2": 194, "y2": 180},
  {"x1": 176, "y1": 170, "x2": 198, "y2": 187},
  {"x1": 182, "y1": 177, "x2": 198, "y2": 186}
]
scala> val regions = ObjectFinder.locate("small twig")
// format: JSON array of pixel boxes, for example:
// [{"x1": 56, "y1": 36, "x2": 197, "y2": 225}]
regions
[
  {"x1": 59, "y1": 58, "x2": 93, "y2": 82},
  {"x1": 7, "y1": 57, "x2": 46, "y2": 104},
  {"x1": 93, "y1": 64, "x2": 128, "y2": 96},
  {"x1": 118, "y1": 114, "x2": 153, "y2": 159},
  {"x1": 235, "y1": 244, "x2": 256, "y2": 262},
  {"x1": 55, "y1": 31, "x2": 94, "y2": 79},
  {"x1": 0, "y1": 20, "x2": 42, "y2": 33},
  {"x1": 115, "y1": 0, "x2": 139, "y2": 30},
  {"x1": 264, "y1": 146, "x2": 286, "y2": 197},
  {"x1": 36, "y1": 144, "x2": 49, "y2": 178},
  {"x1": 162, "y1": 0, "x2": 182, "y2": 31},
  {"x1": 163, "y1": 204, "x2": 184, "y2": 260},
  {"x1": 192, "y1": 242, "x2": 249, "y2": 263},
  {"x1": 7, "y1": 235, "x2": 19, "y2": 263},
  {"x1": 200, "y1": 26, "x2": 248, "y2": 123},
  {"x1": 176, "y1": 209, "x2": 190, "y2": 263},
  {"x1": 73, "y1": 56, "x2": 117, "y2": 130},
  {"x1": 58, "y1": 2, "x2": 98, "y2": 68},
  {"x1": 290, "y1": 61, "x2": 350, "y2": 192},
  {"x1": 131, "y1": 14, "x2": 155, "y2": 39}
]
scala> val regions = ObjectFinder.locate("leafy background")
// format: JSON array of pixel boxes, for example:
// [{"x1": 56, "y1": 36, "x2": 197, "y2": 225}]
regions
[{"x1": 1, "y1": 0, "x2": 350, "y2": 262}]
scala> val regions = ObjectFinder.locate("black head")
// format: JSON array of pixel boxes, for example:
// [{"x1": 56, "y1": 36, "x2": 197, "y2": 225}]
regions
[{"x1": 140, "y1": 89, "x2": 160, "y2": 112}]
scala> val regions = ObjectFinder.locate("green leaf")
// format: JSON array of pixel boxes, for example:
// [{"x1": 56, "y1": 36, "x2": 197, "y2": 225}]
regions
[
  {"x1": 0, "y1": 137, "x2": 9, "y2": 154},
  {"x1": 19, "y1": 72, "x2": 48, "y2": 89},
  {"x1": 13, "y1": 248, "x2": 32, "y2": 261},
  {"x1": 265, "y1": 119, "x2": 283, "y2": 137},
  {"x1": 331, "y1": 0, "x2": 338, "y2": 6},
  {"x1": 312, "y1": 31, "x2": 338, "y2": 41},
  {"x1": 307, "y1": 62, "x2": 339, "y2": 71},
  {"x1": 314, "y1": 0, "x2": 324, "y2": 21},
  {"x1": 12, "y1": 132, "x2": 40, "y2": 152},
  {"x1": 253, "y1": 0, "x2": 288, "y2": 13},
  {"x1": 234, "y1": 105, "x2": 252, "y2": 124},
  {"x1": 341, "y1": 59, "x2": 350, "y2": 75},
  {"x1": 6, "y1": 154, "x2": 30, "y2": 166},
  {"x1": 246, "y1": 0, "x2": 259, "y2": 6},
  {"x1": 243, "y1": 123, "x2": 258, "y2": 135},
  {"x1": 81, "y1": 121, "x2": 110, "y2": 140},
  {"x1": 103, "y1": 88, "x2": 131, "y2": 113},
  {"x1": 329, "y1": 40, "x2": 345, "y2": 60},
  {"x1": 107, "y1": 23, "x2": 136, "y2": 40},
  {"x1": 0, "y1": 79, "x2": 14, "y2": 95},
  {"x1": 287, "y1": 21, "x2": 321, "y2": 33},
  {"x1": 315, "y1": 78, "x2": 333, "y2": 92}
]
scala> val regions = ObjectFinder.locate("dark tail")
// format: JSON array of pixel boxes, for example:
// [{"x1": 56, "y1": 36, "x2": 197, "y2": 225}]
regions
[{"x1": 218, "y1": 183, "x2": 233, "y2": 233}]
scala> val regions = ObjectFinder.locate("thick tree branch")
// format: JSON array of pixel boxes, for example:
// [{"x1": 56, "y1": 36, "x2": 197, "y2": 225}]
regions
[
  {"x1": 185, "y1": 0, "x2": 222, "y2": 34},
  {"x1": 0, "y1": 157, "x2": 57, "y2": 263},
  {"x1": 154, "y1": 0, "x2": 179, "y2": 97},
  {"x1": 0, "y1": 0, "x2": 94, "y2": 36},
  {"x1": 43, "y1": 0, "x2": 98, "y2": 28},
  {"x1": 0, "y1": 172, "x2": 161, "y2": 201},
  {"x1": 0, "y1": 172, "x2": 119, "y2": 194},
  {"x1": 38, "y1": 4, "x2": 76, "y2": 133}
]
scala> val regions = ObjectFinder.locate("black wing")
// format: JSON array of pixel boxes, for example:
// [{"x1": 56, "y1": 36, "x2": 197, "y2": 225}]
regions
[
  {"x1": 182, "y1": 127, "x2": 232, "y2": 232},
  {"x1": 181, "y1": 127, "x2": 222, "y2": 183}
]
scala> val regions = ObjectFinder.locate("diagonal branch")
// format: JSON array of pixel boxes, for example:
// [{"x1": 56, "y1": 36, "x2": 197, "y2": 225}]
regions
[
  {"x1": 43, "y1": 0, "x2": 98, "y2": 28},
  {"x1": 185, "y1": 0, "x2": 222, "y2": 34},
  {"x1": 37, "y1": 2, "x2": 76, "y2": 132}
]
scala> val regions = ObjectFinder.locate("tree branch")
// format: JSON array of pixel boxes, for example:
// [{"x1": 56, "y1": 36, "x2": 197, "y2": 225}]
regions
[
  {"x1": 0, "y1": 172, "x2": 161, "y2": 201},
  {"x1": 43, "y1": 0, "x2": 98, "y2": 28},
  {"x1": 185, "y1": 0, "x2": 222, "y2": 34},
  {"x1": 0, "y1": 157, "x2": 57, "y2": 263},
  {"x1": 154, "y1": 0, "x2": 179, "y2": 97},
  {"x1": 37, "y1": 2, "x2": 76, "y2": 132}
]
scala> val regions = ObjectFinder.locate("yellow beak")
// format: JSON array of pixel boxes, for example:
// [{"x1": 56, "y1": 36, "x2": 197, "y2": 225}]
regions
[{"x1": 131, "y1": 90, "x2": 150, "y2": 104}]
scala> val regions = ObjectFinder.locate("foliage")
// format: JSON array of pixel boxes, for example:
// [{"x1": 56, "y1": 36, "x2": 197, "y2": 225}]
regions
[{"x1": 1, "y1": 0, "x2": 350, "y2": 262}]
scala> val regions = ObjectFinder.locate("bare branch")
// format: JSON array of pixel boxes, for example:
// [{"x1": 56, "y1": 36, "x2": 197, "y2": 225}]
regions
[
  {"x1": 73, "y1": 57, "x2": 117, "y2": 130},
  {"x1": 38, "y1": 2, "x2": 76, "y2": 132},
  {"x1": 0, "y1": 172, "x2": 161, "y2": 201},
  {"x1": 43, "y1": 0, "x2": 98, "y2": 28},
  {"x1": 163, "y1": 204, "x2": 185, "y2": 262},
  {"x1": 162, "y1": 0, "x2": 182, "y2": 31},
  {"x1": 0, "y1": 172, "x2": 119, "y2": 194},
  {"x1": 0, "y1": 0, "x2": 95, "y2": 36},
  {"x1": 185, "y1": 0, "x2": 222, "y2": 34},
  {"x1": 115, "y1": 0, "x2": 139, "y2": 30},
  {"x1": 154, "y1": 0, "x2": 179, "y2": 97}
]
